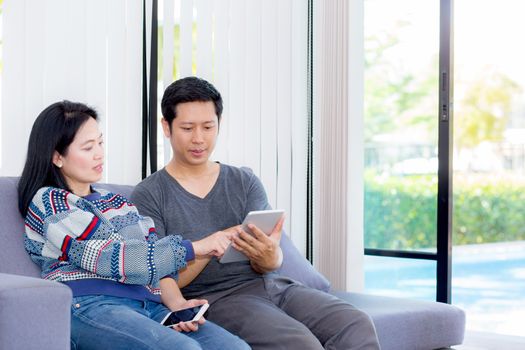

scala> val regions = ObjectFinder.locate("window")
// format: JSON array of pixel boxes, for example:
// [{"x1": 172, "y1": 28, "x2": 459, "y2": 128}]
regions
[
  {"x1": 452, "y1": 0, "x2": 525, "y2": 336},
  {"x1": 363, "y1": 0, "x2": 440, "y2": 302},
  {"x1": 364, "y1": 0, "x2": 525, "y2": 336}
]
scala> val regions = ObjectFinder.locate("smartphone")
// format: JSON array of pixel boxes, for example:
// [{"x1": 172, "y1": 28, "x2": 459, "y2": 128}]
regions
[
  {"x1": 161, "y1": 303, "x2": 209, "y2": 327},
  {"x1": 191, "y1": 302, "x2": 209, "y2": 322},
  {"x1": 219, "y1": 209, "x2": 285, "y2": 264}
]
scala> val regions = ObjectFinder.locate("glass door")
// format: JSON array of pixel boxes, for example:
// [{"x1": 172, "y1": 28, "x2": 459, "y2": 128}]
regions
[
  {"x1": 363, "y1": 0, "x2": 441, "y2": 301},
  {"x1": 452, "y1": 0, "x2": 525, "y2": 336}
]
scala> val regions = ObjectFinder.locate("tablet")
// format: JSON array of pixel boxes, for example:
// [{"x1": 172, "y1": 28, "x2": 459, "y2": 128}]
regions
[{"x1": 219, "y1": 209, "x2": 285, "y2": 264}]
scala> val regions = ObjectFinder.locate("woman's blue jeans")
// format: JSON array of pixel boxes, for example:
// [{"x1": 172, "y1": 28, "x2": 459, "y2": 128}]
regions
[{"x1": 70, "y1": 295, "x2": 250, "y2": 350}]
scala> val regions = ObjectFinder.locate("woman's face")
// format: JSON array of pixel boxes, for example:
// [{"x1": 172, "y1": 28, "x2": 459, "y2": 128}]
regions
[{"x1": 53, "y1": 117, "x2": 104, "y2": 196}]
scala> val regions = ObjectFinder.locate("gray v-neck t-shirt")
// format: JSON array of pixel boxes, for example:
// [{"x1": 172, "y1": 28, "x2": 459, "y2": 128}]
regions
[{"x1": 131, "y1": 163, "x2": 271, "y2": 298}]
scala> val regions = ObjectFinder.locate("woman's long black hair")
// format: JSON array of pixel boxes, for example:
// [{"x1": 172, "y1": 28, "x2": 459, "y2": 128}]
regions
[{"x1": 18, "y1": 101, "x2": 98, "y2": 217}]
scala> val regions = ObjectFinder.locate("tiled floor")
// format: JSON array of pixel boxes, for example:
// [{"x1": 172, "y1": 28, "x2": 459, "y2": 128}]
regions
[{"x1": 454, "y1": 331, "x2": 525, "y2": 350}]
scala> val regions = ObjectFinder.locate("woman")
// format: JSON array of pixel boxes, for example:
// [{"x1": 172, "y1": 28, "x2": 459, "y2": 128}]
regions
[{"x1": 18, "y1": 101, "x2": 250, "y2": 350}]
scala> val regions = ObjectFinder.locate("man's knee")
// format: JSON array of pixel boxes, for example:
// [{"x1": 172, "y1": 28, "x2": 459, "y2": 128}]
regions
[
  {"x1": 261, "y1": 328, "x2": 323, "y2": 350},
  {"x1": 326, "y1": 308, "x2": 380, "y2": 350},
  {"x1": 333, "y1": 306, "x2": 377, "y2": 335},
  {"x1": 352, "y1": 308, "x2": 375, "y2": 329}
]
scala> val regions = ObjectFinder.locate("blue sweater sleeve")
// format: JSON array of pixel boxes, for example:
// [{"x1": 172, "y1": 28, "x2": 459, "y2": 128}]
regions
[{"x1": 25, "y1": 187, "x2": 189, "y2": 285}]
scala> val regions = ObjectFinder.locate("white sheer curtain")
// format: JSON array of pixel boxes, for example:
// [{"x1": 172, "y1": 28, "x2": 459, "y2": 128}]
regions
[
  {"x1": 1, "y1": 0, "x2": 143, "y2": 185},
  {"x1": 314, "y1": 0, "x2": 365, "y2": 291},
  {"x1": 159, "y1": 0, "x2": 309, "y2": 252}
]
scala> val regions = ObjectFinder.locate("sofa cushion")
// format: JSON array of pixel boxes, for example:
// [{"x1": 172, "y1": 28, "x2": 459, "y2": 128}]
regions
[{"x1": 278, "y1": 234, "x2": 330, "y2": 292}]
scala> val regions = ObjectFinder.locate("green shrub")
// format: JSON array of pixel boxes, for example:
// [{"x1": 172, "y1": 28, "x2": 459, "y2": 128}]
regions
[{"x1": 364, "y1": 171, "x2": 525, "y2": 249}]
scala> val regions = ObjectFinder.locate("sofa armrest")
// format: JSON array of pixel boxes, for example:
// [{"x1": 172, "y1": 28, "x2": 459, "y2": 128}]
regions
[
  {"x1": 0, "y1": 273, "x2": 72, "y2": 350},
  {"x1": 332, "y1": 291, "x2": 465, "y2": 350}
]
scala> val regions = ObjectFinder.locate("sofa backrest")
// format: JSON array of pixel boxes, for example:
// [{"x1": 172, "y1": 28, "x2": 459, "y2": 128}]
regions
[
  {"x1": 0, "y1": 178, "x2": 136, "y2": 278},
  {"x1": 0, "y1": 177, "x2": 41, "y2": 277},
  {"x1": 1, "y1": 177, "x2": 330, "y2": 292}
]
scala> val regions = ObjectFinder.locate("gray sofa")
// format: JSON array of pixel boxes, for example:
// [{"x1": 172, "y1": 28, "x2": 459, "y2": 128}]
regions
[{"x1": 0, "y1": 177, "x2": 465, "y2": 349}]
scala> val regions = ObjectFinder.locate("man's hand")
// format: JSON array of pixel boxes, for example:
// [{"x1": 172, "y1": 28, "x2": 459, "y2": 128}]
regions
[{"x1": 231, "y1": 216, "x2": 285, "y2": 273}]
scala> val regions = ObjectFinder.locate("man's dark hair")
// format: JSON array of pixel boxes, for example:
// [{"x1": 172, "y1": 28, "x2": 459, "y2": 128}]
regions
[
  {"x1": 18, "y1": 101, "x2": 98, "y2": 216},
  {"x1": 161, "y1": 76, "x2": 223, "y2": 128}
]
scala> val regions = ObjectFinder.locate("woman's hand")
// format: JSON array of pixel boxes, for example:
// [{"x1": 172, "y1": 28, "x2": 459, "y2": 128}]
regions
[
  {"x1": 192, "y1": 229, "x2": 236, "y2": 258},
  {"x1": 169, "y1": 299, "x2": 208, "y2": 333}
]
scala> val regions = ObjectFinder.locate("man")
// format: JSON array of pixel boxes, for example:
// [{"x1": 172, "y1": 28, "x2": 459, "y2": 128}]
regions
[{"x1": 131, "y1": 77, "x2": 380, "y2": 349}]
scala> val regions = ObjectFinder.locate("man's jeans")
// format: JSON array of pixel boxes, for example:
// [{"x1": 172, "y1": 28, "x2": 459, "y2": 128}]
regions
[{"x1": 70, "y1": 295, "x2": 250, "y2": 350}]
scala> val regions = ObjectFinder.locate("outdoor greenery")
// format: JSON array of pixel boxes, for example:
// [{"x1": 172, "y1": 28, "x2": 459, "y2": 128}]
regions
[
  {"x1": 364, "y1": 171, "x2": 525, "y2": 249},
  {"x1": 455, "y1": 70, "x2": 522, "y2": 150},
  {"x1": 364, "y1": 12, "x2": 524, "y2": 250},
  {"x1": 452, "y1": 174, "x2": 525, "y2": 244},
  {"x1": 364, "y1": 171, "x2": 437, "y2": 249}
]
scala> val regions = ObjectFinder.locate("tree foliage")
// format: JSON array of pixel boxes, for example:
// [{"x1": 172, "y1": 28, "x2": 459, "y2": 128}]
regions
[
  {"x1": 364, "y1": 21, "x2": 438, "y2": 143},
  {"x1": 365, "y1": 23, "x2": 521, "y2": 151},
  {"x1": 455, "y1": 70, "x2": 521, "y2": 149}
]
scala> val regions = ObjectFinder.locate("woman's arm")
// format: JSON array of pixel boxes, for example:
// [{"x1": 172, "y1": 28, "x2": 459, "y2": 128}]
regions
[
  {"x1": 176, "y1": 257, "x2": 211, "y2": 288},
  {"x1": 159, "y1": 277, "x2": 207, "y2": 333},
  {"x1": 160, "y1": 277, "x2": 188, "y2": 311},
  {"x1": 26, "y1": 188, "x2": 188, "y2": 286}
]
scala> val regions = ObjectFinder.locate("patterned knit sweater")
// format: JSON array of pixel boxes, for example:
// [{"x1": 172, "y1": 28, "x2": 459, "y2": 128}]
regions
[{"x1": 24, "y1": 186, "x2": 188, "y2": 295}]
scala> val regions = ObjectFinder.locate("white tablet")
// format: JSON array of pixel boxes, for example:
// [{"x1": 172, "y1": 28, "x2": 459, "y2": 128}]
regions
[{"x1": 219, "y1": 209, "x2": 285, "y2": 264}]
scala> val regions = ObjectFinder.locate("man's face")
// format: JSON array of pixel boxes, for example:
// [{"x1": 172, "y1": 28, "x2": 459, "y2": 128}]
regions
[{"x1": 162, "y1": 101, "x2": 219, "y2": 167}]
